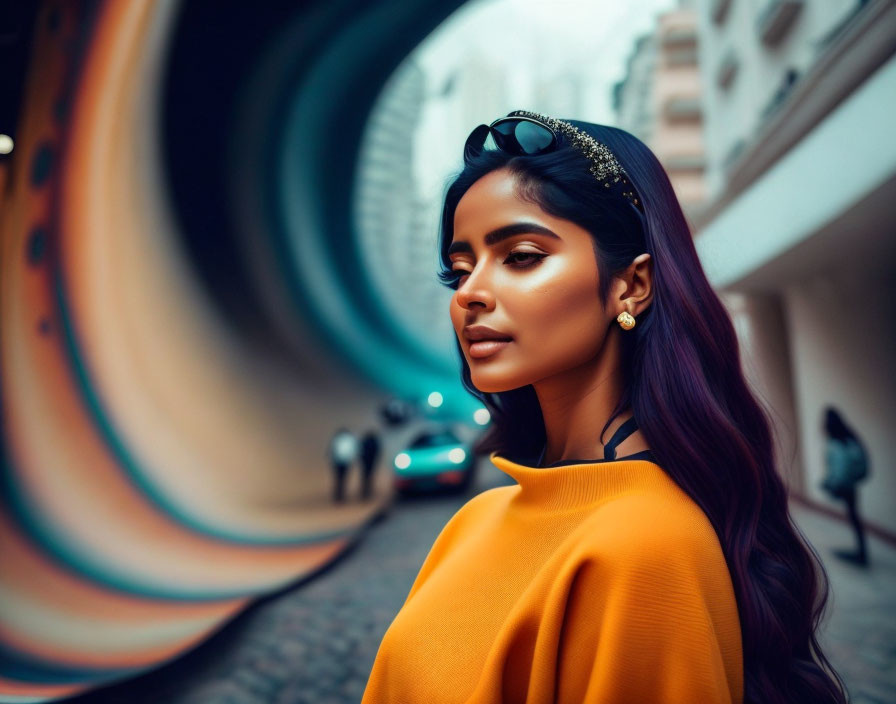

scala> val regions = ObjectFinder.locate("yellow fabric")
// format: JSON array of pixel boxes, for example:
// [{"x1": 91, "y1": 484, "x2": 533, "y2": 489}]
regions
[{"x1": 362, "y1": 451, "x2": 744, "y2": 704}]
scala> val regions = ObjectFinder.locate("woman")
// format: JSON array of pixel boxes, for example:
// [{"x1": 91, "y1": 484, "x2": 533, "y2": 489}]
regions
[
  {"x1": 821, "y1": 406, "x2": 871, "y2": 566},
  {"x1": 361, "y1": 111, "x2": 847, "y2": 703}
]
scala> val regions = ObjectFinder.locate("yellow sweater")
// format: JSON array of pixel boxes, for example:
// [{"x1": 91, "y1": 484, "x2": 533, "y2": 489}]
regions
[{"x1": 361, "y1": 451, "x2": 744, "y2": 704}]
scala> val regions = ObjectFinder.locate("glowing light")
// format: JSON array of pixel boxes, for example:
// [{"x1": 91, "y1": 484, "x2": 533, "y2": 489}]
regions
[
  {"x1": 448, "y1": 448, "x2": 466, "y2": 464},
  {"x1": 0, "y1": 134, "x2": 13, "y2": 155},
  {"x1": 427, "y1": 392, "x2": 443, "y2": 407},
  {"x1": 394, "y1": 453, "x2": 411, "y2": 469},
  {"x1": 473, "y1": 408, "x2": 490, "y2": 425}
]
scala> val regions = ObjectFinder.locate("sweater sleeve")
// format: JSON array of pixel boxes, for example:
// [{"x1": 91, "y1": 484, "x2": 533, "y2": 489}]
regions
[{"x1": 552, "y1": 510, "x2": 743, "y2": 704}]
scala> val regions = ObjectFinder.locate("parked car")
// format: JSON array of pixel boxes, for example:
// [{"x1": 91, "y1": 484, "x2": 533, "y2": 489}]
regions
[{"x1": 392, "y1": 427, "x2": 476, "y2": 494}]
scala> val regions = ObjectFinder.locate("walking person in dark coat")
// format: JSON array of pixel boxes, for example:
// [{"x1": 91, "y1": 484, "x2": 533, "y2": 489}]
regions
[
  {"x1": 329, "y1": 427, "x2": 358, "y2": 504},
  {"x1": 820, "y1": 406, "x2": 871, "y2": 567},
  {"x1": 359, "y1": 429, "x2": 381, "y2": 500}
]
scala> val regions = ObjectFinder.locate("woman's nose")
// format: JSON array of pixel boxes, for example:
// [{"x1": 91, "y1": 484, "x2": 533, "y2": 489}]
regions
[{"x1": 455, "y1": 265, "x2": 495, "y2": 310}]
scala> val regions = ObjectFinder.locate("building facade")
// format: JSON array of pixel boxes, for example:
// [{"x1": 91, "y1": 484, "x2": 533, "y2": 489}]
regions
[{"x1": 692, "y1": 0, "x2": 896, "y2": 536}]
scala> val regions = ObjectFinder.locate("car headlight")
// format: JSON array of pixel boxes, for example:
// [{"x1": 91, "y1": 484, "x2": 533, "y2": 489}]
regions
[
  {"x1": 448, "y1": 448, "x2": 466, "y2": 464},
  {"x1": 395, "y1": 453, "x2": 411, "y2": 469}
]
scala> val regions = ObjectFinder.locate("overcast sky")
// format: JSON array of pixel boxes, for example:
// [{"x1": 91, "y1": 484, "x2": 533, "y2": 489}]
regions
[
  {"x1": 415, "y1": 0, "x2": 679, "y2": 120},
  {"x1": 408, "y1": 0, "x2": 679, "y2": 199}
]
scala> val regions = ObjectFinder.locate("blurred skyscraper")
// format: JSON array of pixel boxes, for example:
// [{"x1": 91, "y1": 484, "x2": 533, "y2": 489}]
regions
[
  {"x1": 354, "y1": 59, "x2": 456, "y2": 360},
  {"x1": 613, "y1": 35, "x2": 658, "y2": 144},
  {"x1": 614, "y1": 1, "x2": 708, "y2": 217}
]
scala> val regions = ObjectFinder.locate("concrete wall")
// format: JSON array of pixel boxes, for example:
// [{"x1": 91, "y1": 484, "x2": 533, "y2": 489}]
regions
[{"x1": 723, "y1": 291, "x2": 803, "y2": 493}]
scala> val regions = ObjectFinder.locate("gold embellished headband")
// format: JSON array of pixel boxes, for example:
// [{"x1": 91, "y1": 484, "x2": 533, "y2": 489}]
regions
[{"x1": 503, "y1": 109, "x2": 642, "y2": 211}]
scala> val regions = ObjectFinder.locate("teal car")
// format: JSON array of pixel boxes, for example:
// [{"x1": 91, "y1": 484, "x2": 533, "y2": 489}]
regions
[{"x1": 393, "y1": 427, "x2": 476, "y2": 494}]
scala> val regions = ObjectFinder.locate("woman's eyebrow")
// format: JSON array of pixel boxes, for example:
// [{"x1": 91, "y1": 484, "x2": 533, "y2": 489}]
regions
[{"x1": 448, "y1": 222, "x2": 560, "y2": 256}]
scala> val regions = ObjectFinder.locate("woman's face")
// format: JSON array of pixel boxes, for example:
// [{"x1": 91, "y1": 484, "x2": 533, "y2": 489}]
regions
[{"x1": 448, "y1": 168, "x2": 616, "y2": 393}]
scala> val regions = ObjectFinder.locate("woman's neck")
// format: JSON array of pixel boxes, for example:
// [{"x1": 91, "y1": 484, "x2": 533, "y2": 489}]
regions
[{"x1": 532, "y1": 337, "x2": 647, "y2": 465}]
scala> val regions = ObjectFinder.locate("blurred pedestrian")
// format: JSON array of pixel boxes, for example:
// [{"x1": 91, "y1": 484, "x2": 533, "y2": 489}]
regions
[
  {"x1": 329, "y1": 427, "x2": 358, "y2": 504},
  {"x1": 359, "y1": 429, "x2": 381, "y2": 500},
  {"x1": 820, "y1": 406, "x2": 871, "y2": 566},
  {"x1": 380, "y1": 397, "x2": 414, "y2": 428}
]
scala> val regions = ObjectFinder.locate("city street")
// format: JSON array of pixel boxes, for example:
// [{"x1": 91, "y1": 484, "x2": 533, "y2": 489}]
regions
[{"x1": 67, "y1": 459, "x2": 895, "y2": 704}]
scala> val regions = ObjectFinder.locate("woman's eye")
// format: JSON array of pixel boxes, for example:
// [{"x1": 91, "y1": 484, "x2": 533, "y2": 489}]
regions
[
  {"x1": 505, "y1": 251, "x2": 546, "y2": 267},
  {"x1": 444, "y1": 252, "x2": 546, "y2": 290}
]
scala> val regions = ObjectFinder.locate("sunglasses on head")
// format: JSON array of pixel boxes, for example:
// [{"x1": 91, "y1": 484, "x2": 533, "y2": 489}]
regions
[
  {"x1": 462, "y1": 110, "x2": 643, "y2": 213},
  {"x1": 463, "y1": 114, "x2": 559, "y2": 162}
]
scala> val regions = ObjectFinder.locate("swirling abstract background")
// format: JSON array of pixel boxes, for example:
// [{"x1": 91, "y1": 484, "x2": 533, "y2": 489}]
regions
[{"x1": 0, "y1": 0, "x2": 473, "y2": 701}]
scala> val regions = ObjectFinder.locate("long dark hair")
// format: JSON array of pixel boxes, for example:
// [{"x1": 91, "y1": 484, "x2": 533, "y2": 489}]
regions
[{"x1": 436, "y1": 119, "x2": 848, "y2": 704}]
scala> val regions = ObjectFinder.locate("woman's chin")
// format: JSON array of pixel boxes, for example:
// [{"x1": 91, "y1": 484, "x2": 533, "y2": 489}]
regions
[{"x1": 470, "y1": 370, "x2": 528, "y2": 394}]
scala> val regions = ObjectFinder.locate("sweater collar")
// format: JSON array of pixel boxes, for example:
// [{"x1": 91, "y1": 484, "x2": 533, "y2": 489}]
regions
[{"x1": 489, "y1": 451, "x2": 671, "y2": 510}]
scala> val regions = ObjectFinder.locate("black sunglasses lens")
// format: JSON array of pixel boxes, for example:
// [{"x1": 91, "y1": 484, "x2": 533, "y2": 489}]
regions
[{"x1": 492, "y1": 120, "x2": 554, "y2": 155}]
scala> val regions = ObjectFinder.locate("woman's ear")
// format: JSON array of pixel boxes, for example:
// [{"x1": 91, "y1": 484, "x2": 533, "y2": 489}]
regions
[{"x1": 612, "y1": 253, "x2": 653, "y2": 317}]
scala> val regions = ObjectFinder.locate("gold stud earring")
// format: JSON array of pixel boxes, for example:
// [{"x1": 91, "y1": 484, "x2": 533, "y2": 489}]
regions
[{"x1": 617, "y1": 311, "x2": 636, "y2": 330}]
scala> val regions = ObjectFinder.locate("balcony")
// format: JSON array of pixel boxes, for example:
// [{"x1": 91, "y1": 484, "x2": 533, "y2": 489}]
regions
[
  {"x1": 663, "y1": 96, "x2": 702, "y2": 122},
  {"x1": 760, "y1": 68, "x2": 800, "y2": 120},
  {"x1": 722, "y1": 138, "x2": 746, "y2": 171},
  {"x1": 716, "y1": 50, "x2": 739, "y2": 89},
  {"x1": 757, "y1": 0, "x2": 804, "y2": 46},
  {"x1": 666, "y1": 47, "x2": 699, "y2": 67},
  {"x1": 661, "y1": 26, "x2": 698, "y2": 48},
  {"x1": 711, "y1": 0, "x2": 733, "y2": 24},
  {"x1": 664, "y1": 154, "x2": 706, "y2": 171}
]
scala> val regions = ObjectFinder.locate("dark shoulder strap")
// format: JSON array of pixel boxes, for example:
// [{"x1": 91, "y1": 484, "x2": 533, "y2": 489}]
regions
[
  {"x1": 533, "y1": 415, "x2": 645, "y2": 467},
  {"x1": 603, "y1": 416, "x2": 640, "y2": 460}
]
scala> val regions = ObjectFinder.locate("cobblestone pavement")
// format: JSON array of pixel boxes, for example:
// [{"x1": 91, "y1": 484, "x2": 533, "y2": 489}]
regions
[
  {"x1": 790, "y1": 502, "x2": 896, "y2": 704},
  {"x1": 64, "y1": 460, "x2": 894, "y2": 704}
]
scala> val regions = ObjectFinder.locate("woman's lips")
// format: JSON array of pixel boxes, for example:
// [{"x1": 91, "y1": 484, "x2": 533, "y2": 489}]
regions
[{"x1": 468, "y1": 339, "x2": 512, "y2": 359}]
